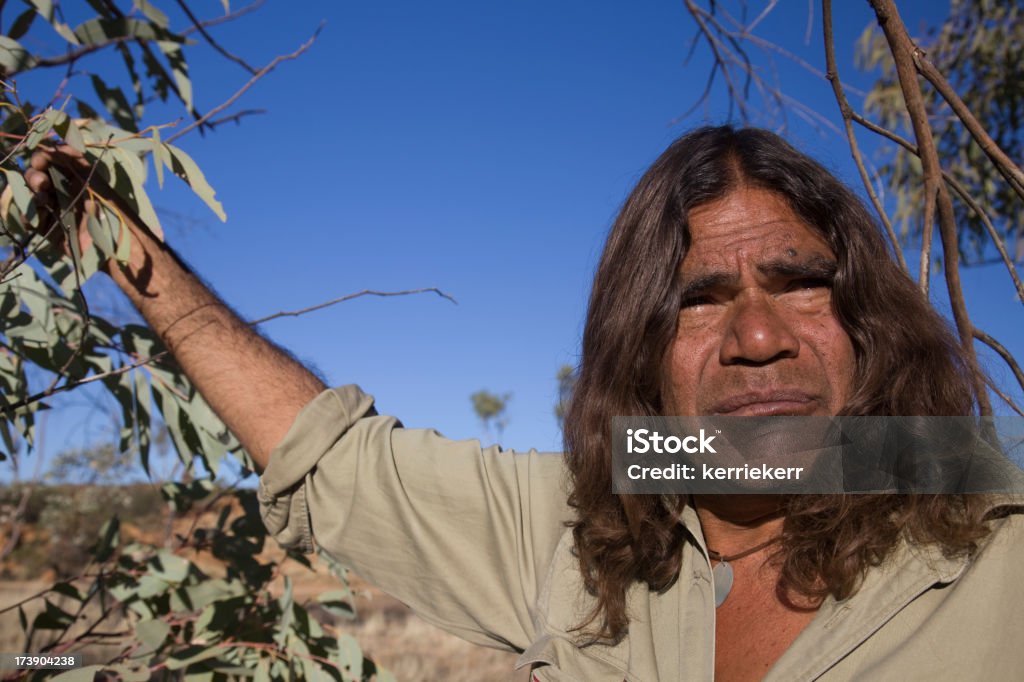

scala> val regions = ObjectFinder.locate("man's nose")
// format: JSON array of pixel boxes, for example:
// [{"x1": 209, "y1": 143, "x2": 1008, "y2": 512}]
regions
[{"x1": 719, "y1": 291, "x2": 800, "y2": 365}]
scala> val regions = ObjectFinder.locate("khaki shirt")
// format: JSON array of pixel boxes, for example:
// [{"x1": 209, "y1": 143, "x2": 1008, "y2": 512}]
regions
[{"x1": 258, "y1": 386, "x2": 1024, "y2": 681}]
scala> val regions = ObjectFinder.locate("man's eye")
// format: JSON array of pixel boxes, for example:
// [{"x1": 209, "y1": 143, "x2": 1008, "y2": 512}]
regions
[
  {"x1": 786, "y1": 277, "x2": 831, "y2": 292},
  {"x1": 680, "y1": 295, "x2": 712, "y2": 309}
]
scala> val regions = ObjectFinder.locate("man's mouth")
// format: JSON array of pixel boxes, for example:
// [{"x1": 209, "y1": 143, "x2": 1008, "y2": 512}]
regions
[{"x1": 710, "y1": 390, "x2": 820, "y2": 416}]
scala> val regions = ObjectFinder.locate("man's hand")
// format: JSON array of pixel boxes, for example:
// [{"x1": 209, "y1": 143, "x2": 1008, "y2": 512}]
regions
[
  {"x1": 24, "y1": 144, "x2": 326, "y2": 470},
  {"x1": 24, "y1": 145, "x2": 102, "y2": 266}
]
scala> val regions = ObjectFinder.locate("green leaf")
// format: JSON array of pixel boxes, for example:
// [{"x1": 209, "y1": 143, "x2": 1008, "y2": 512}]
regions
[
  {"x1": 165, "y1": 645, "x2": 223, "y2": 671},
  {"x1": 110, "y1": 146, "x2": 163, "y2": 237},
  {"x1": 86, "y1": 212, "x2": 114, "y2": 257},
  {"x1": 335, "y1": 635, "x2": 363, "y2": 679},
  {"x1": 150, "y1": 549, "x2": 190, "y2": 583},
  {"x1": 254, "y1": 659, "x2": 271, "y2": 682},
  {"x1": 166, "y1": 144, "x2": 226, "y2": 221},
  {"x1": 91, "y1": 75, "x2": 137, "y2": 131},
  {"x1": 32, "y1": 599, "x2": 74, "y2": 629},
  {"x1": 28, "y1": 0, "x2": 55, "y2": 21},
  {"x1": 74, "y1": 17, "x2": 183, "y2": 47},
  {"x1": 111, "y1": 205, "x2": 133, "y2": 264},
  {"x1": 152, "y1": 127, "x2": 167, "y2": 188},
  {"x1": 94, "y1": 515, "x2": 120, "y2": 561},
  {"x1": 274, "y1": 577, "x2": 294, "y2": 646},
  {"x1": 134, "y1": 0, "x2": 170, "y2": 28},
  {"x1": 52, "y1": 112, "x2": 87, "y2": 154},
  {"x1": 316, "y1": 589, "x2": 356, "y2": 620},
  {"x1": 135, "y1": 617, "x2": 171, "y2": 652},
  {"x1": 133, "y1": 366, "x2": 153, "y2": 474},
  {"x1": 0, "y1": 35, "x2": 37, "y2": 73},
  {"x1": 8, "y1": 8, "x2": 38, "y2": 40},
  {"x1": 1, "y1": 169, "x2": 38, "y2": 227},
  {"x1": 158, "y1": 40, "x2": 192, "y2": 111},
  {"x1": 24, "y1": 112, "x2": 56, "y2": 150},
  {"x1": 51, "y1": 581, "x2": 83, "y2": 601},
  {"x1": 182, "y1": 578, "x2": 244, "y2": 610},
  {"x1": 135, "y1": 574, "x2": 170, "y2": 599}
]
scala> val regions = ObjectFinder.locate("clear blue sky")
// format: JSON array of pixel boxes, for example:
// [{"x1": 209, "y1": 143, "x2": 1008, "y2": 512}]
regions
[{"x1": 17, "y1": 1, "x2": 1024, "y2": 477}]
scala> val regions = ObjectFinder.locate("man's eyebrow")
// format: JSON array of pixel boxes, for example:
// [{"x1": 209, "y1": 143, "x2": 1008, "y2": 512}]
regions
[
  {"x1": 679, "y1": 272, "x2": 736, "y2": 300},
  {"x1": 679, "y1": 255, "x2": 838, "y2": 299},
  {"x1": 758, "y1": 255, "x2": 838, "y2": 279}
]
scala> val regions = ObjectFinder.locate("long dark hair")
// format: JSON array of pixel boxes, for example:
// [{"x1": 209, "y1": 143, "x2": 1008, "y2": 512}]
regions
[{"x1": 563, "y1": 125, "x2": 993, "y2": 642}]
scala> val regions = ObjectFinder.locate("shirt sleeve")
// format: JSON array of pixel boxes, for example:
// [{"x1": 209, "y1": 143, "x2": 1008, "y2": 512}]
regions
[{"x1": 257, "y1": 385, "x2": 574, "y2": 652}]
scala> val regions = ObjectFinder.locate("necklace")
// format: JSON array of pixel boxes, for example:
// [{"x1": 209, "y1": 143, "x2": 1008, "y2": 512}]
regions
[{"x1": 707, "y1": 537, "x2": 780, "y2": 608}]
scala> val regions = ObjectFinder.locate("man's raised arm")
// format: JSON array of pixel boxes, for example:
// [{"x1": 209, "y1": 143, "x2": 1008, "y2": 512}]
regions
[{"x1": 27, "y1": 150, "x2": 325, "y2": 470}]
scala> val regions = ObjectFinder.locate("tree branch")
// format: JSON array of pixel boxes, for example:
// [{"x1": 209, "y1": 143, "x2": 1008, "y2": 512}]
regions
[
  {"x1": 973, "y1": 327, "x2": 1024, "y2": 396},
  {"x1": 180, "y1": 0, "x2": 265, "y2": 36},
  {"x1": 983, "y1": 375, "x2": 1024, "y2": 417},
  {"x1": 0, "y1": 286, "x2": 456, "y2": 414},
  {"x1": 173, "y1": 0, "x2": 258, "y2": 75},
  {"x1": 682, "y1": 0, "x2": 751, "y2": 122},
  {"x1": 850, "y1": 114, "x2": 1024, "y2": 304},
  {"x1": 869, "y1": 0, "x2": 992, "y2": 415},
  {"x1": 913, "y1": 50, "x2": 1024, "y2": 201},
  {"x1": 822, "y1": 0, "x2": 907, "y2": 272},
  {"x1": 165, "y1": 25, "x2": 323, "y2": 144},
  {"x1": 249, "y1": 287, "x2": 457, "y2": 325}
]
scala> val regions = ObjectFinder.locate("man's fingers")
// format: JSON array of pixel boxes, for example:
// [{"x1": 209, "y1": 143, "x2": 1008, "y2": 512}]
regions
[
  {"x1": 29, "y1": 149, "x2": 52, "y2": 172},
  {"x1": 29, "y1": 144, "x2": 91, "y2": 190}
]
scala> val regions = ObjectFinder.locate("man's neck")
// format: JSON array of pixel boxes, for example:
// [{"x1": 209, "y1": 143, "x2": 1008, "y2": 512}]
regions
[{"x1": 692, "y1": 495, "x2": 785, "y2": 555}]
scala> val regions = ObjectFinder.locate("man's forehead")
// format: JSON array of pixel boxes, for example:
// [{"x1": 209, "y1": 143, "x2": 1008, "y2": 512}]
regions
[
  {"x1": 681, "y1": 222, "x2": 835, "y2": 272},
  {"x1": 681, "y1": 187, "x2": 836, "y2": 274}
]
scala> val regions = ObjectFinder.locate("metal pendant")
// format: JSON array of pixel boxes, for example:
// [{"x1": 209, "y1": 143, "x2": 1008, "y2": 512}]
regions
[{"x1": 712, "y1": 561, "x2": 734, "y2": 608}]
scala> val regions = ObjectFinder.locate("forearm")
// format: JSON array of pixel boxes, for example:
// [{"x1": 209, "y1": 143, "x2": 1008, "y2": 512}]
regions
[{"x1": 107, "y1": 226, "x2": 325, "y2": 471}]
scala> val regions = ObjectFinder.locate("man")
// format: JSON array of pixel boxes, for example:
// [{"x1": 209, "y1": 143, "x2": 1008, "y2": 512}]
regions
[{"x1": 28, "y1": 125, "x2": 1024, "y2": 680}]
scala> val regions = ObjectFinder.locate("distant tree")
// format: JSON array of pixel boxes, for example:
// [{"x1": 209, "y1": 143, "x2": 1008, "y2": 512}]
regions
[
  {"x1": 470, "y1": 389, "x2": 511, "y2": 441},
  {"x1": 554, "y1": 365, "x2": 578, "y2": 430}
]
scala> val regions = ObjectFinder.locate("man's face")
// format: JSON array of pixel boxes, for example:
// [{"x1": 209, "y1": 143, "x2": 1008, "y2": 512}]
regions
[{"x1": 666, "y1": 187, "x2": 856, "y2": 416}]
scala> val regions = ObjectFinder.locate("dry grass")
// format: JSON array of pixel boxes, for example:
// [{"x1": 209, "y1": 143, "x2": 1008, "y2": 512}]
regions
[{"x1": 337, "y1": 580, "x2": 527, "y2": 682}]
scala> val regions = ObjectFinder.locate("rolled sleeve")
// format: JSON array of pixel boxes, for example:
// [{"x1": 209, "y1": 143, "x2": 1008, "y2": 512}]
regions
[
  {"x1": 258, "y1": 384, "x2": 574, "y2": 651},
  {"x1": 258, "y1": 385, "x2": 376, "y2": 553}
]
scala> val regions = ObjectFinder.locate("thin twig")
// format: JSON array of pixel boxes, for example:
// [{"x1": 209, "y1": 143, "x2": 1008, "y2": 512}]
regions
[
  {"x1": 869, "y1": 0, "x2": 991, "y2": 416},
  {"x1": 683, "y1": 0, "x2": 750, "y2": 121},
  {"x1": 984, "y1": 376, "x2": 1024, "y2": 417},
  {"x1": 180, "y1": 0, "x2": 265, "y2": 36},
  {"x1": 173, "y1": 0, "x2": 258, "y2": 75},
  {"x1": 850, "y1": 114, "x2": 1024, "y2": 303},
  {"x1": 821, "y1": 0, "x2": 907, "y2": 271},
  {"x1": 0, "y1": 287, "x2": 456, "y2": 414},
  {"x1": 914, "y1": 51, "x2": 1024, "y2": 201},
  {"x1": 973, "y1": 327, "x2": 1024, "y2": 395},
  {"x1": 22, "y1": 38, "x2": 135, "y2": 74},
  {"x1": 165, "y1": 25, "x2": 323, "y2": 144},
  {"x1": 714, "y1": 7, "x2": 867, "y2": 98},
  {"x1": 206, "y1": 108, "x2": 266, "y2": 129},
  {"x1": 249, "y1": 287, "x2": 457, "y2": 325},
  {"x1": 744, "y1": 0, "x2": 780, "y2": 36}
]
